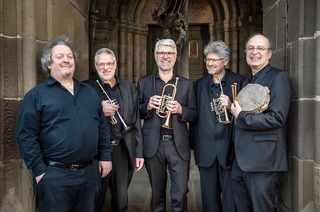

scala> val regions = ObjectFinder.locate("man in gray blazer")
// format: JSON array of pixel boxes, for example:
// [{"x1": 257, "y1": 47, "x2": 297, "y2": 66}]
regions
[
  {"x1": 230, "y1": 33, "x2": 292, "y2": 211},
  {"x1": 84, "y1": 48, "x2": 144, "y2": 212},
  {"x1": 137, "y1": 39, "x2": 197, "y2": 211}
]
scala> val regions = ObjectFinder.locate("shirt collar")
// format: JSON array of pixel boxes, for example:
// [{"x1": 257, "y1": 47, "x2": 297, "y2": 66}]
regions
[
  {"x1": 155, "y1": 71, "x2": 177, "y2": 83},
  {"x1": 46, "y1": 76, "x2": 81, "y2": 86},
  {"x1": 210, "y1": 69, "x2": 229, "y2": 87},
  {"x1": 99, "y1": 76, "x2": 119, "y2": 88}
]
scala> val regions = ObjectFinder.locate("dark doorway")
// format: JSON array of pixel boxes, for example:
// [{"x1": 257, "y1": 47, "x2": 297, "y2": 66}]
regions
[
  {"x1": 147, "y1": 25, "x2": 209, "y2": 80},
  {"x1": 188, "y1": 24, "x2": 209, "y2": 81}
]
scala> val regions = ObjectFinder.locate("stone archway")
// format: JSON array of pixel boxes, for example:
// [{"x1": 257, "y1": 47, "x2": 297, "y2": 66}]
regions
[{"x1": 89, "y1": 0, "x2": 263, "y2": 82}]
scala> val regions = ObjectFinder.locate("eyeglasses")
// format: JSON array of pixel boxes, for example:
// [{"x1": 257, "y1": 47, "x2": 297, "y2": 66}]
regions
[
  {"x1": 204, "y1": 58, "x2": 224, "y2": 63},
  {"x1": 246, "y1": 46, "x2": 271, "y2": 53},
  {"x1": 155, "y1": 52, "x2": 176, "y2": 57},
  {"x1": 96, "y1": 61, "x2": 115, "y2": 69}
]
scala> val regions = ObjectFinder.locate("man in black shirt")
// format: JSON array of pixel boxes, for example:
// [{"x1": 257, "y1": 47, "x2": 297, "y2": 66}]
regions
[
  {"x1": 17, "y1": 36, "x2": 112, "y2": 212},
  {"x1": 84, "y1": 48, "x2": 144, "y2": 212}
]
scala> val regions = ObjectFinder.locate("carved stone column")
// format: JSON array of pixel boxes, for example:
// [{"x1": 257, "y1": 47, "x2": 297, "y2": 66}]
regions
[
  {"x1": 126, "y1": 21, "x2": 134, "y2": 82},
  {"x1": 213, "y1": 21, "x2": 224, "y2": 41},
  {"x1": 118, "y1": 19, "x2": 128, "y2": 80},
  {"x1": 230, "y1": 18, "x2": 239, "y2": 72},
  {"x1": 133, "y1": 23, "x2": 148, "y2": 83}
]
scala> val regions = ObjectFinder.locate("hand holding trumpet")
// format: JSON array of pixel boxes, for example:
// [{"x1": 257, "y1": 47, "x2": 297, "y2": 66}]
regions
[
  {"x1": 147, "y1": 95, "x2": 162, "y2": 111},
  {"x1": 148, "y1": 95, "x2": 182, "y2": 115},
  {"x1": 219, "y1": 94, "x2": 232, "y2": 110},
  {"x1": 102, "y1": 100, "x2": 119, "y2": 117},
  {"x1": 166, "y1": 100, "x2": 182, "y2": 115}
]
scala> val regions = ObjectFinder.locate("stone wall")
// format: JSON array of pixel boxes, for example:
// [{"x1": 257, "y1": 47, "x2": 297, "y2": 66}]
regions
[{"x1": 262, "y1": 0, "x2": 319, "y2": 211}]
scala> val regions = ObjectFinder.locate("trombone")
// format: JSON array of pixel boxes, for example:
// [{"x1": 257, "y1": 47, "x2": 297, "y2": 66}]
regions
[
  {"x1": 96, "y1": 80, "x2": 133, "y2": 133},
  {"x1": 156, "y1": 77, "x2": 179, "y2": 129}
]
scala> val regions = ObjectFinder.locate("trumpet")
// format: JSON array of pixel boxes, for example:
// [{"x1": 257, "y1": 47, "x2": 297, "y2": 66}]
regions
[
  {"x1": 210, "y1": 78, "x2": 231, "y2": 124},
  {"x1": 156, "y1": 77, "x2": 179, "y2": 129},
  {"x1": 96, "y1": 80, "x2": 133, "y2": 133}
]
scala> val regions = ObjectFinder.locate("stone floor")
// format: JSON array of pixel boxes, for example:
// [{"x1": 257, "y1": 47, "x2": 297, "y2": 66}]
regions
[{"x1": 105, "y1": 160, "x2": 203, "y2": 211}]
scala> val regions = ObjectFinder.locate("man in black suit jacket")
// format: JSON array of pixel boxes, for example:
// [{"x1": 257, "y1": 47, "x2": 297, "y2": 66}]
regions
[
  {"x1": 190, "y1": 40, "x2": 246, "y2": 212},
  {"x1": 231, "y1": 34, "x2": 292, "y2": 211},
  {"x1": 137, "y1": 39, "x2": 197, "y2": 211},
  {"x1": 84, "y1": 48, "x2": 144, "y2": 212}
]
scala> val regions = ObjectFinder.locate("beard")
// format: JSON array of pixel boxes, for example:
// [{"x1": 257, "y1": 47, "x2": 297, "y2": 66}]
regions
[
  {"x1": 156, "y1": 61, "x2": 175, "y2": 72},
  {"x1": 63, "y1": 72, "x2": 73, "y2": 77}
]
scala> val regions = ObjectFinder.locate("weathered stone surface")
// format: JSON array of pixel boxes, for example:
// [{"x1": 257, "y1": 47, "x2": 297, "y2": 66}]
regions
[
  {"x1": 291, "y1": 39, "x2": 315, "y2": 99},
  {"x1": 287, "y1": 0, "x2": 302, "y2": 43},
  {"x1": 0, "y1": 160, "x2": 35, "y2": 212},
  {"x1": 2, "y1": 37, "x2": 21, "y2": 98},
  {"x1": 261, "y1": 0, "x2": 278, "y2": 14},
  {"x1": 291, "y1": 157, "x2": 314, "y2": 212},
  {"x1": 315, "y1": 162, "x2": 320, "y2": 211},
  {"x1": 2, "y1": 100, "x2": 21, "y2": 160},
  {"x1": 287, "y1": 99, "x2": 315, "y2": 159},
  {"x1": 263, "y1": 2, "x2": 277, "y2": 48}
]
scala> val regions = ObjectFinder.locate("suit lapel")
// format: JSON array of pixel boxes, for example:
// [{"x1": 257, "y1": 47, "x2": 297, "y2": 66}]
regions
[
  {"x1": 118, "y1": 78, "x2": 129, "y2": 118},
  {"x1": 255, "y1": 65, "x2": 271, "y2": 84}
]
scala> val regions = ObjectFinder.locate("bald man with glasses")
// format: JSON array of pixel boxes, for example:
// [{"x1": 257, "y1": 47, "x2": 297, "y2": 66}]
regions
[{"x1": 231, "y1": 33, "x2": 292, "y2": 212}]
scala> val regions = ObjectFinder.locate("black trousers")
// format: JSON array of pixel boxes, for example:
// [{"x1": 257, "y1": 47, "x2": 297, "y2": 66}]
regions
[
  {"x1": 231, "y1": 157, "x2": 279, "y2": 212},
  {"x1": 199, "y1": 160, "x2": 236, "y2": 212},
  {"x1": 95, "y1": 142, "x2": 133, "y2": 212},
  {"x1": 36, "y1": 160, "x2": 100, "y2": 212},
  {"x1": 145, "y1": 139, "x2": 190, "y2": 212}
]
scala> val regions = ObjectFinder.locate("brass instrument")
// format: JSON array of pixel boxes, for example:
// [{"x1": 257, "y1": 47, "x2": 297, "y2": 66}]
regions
[
  {"x1": 96, "y1": 80, "x2": 133, "y2": 133},
  {"x1": 156, "y1": 77, "x2": 179, "y2": 129},
  {"x1": 210, "y1": 78, "x2": 231, "y2": 124},
  {"x1": 231, "y1": 83, "x2": 237, "y2": 124}
]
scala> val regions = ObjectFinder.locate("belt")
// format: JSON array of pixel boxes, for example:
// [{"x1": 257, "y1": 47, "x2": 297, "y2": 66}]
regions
[
  {"x1": 161, "y1": 135, "x2": 173, "y2": 141},
  {"x1": 45, "y1": 160, "x2": 93, "y2": 170},
  {"x1": 110, "y1": 139, "x2": 124, "y2": 146}
]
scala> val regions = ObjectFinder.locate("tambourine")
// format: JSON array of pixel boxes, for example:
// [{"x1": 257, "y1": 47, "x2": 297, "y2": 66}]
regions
[{"x1": 236, "y1": 83, "x2": 270, "y2": 114}]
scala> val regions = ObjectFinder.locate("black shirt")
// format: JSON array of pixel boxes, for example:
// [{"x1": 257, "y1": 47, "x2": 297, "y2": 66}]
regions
[
  {"x1": 17, "y1": 76, "x2": 112, "y2": 176},
  {"x1": 99, "y1": 77, "x2": 123, "y2": 140}
]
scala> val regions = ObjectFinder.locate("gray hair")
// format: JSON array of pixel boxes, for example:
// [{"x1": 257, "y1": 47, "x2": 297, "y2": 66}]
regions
[
  {"x1": 203, "y1": 40, "x2": 230, "y2": 60},
  {"x1": 94, "y1": 48, "x2": 116, "y2": 63},
  {"x1": 154, "y1": 39, "x2": 177, "y2": 54},
  {"x1": 40, "y1": 36, "x2": 78, "y2": 74}
]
